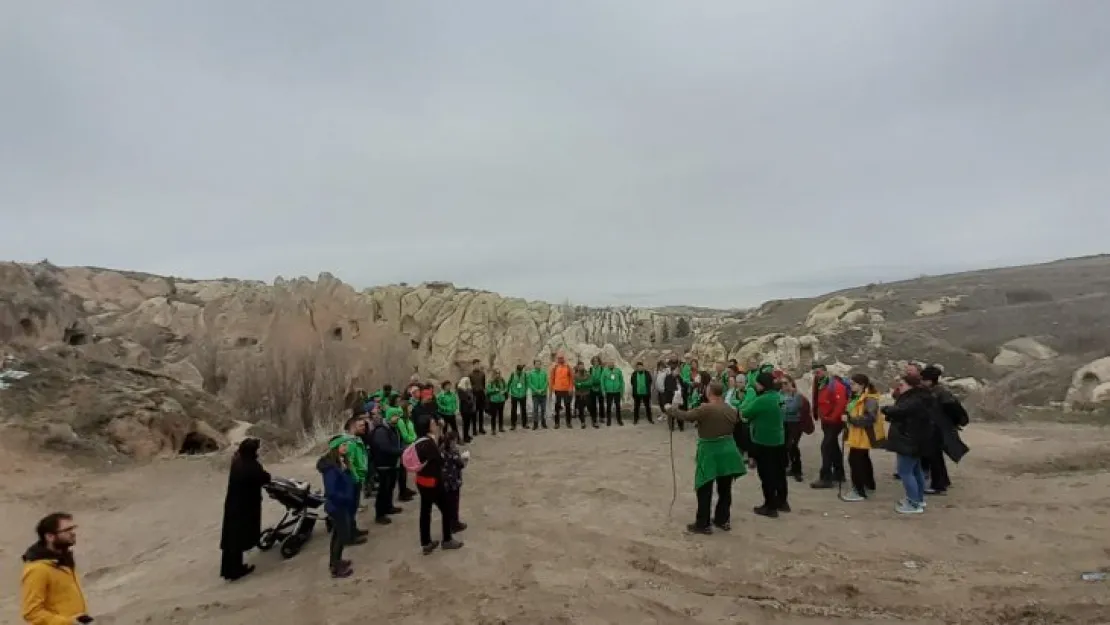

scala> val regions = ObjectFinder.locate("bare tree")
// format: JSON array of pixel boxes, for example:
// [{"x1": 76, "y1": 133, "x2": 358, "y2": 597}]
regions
[
  {"x1": 295, "y1": 346, "x2": 319, "y2": 431},
  {"x1": 264, "y1": 347, "x2": 297, "y2": 427}
]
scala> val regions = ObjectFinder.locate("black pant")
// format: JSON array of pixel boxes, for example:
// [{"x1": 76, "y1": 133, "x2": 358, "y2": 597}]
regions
[
  {"x1": 604, "y1": 393, "x2": 622, "y2": 424},
  {"x1": 922, "y1": 444, "x2": 951, "y2": 491},
  {"x1": 657, "y1": 391, "x2": 668, "y2": 414},
  {"x1": 351, "y1": 488, "x2": 363, "y2": 535},
  {"x1": 847, "y1": 448, "x2": 876, "y2": 496},
  {"x1": 785, "y1": 422, "x2": 804, "y2": 477},
  {"x1": 574, "y1": 395, "x2": 588, "y2": 424},
  {"x1": 445, "y1": 488, "x2": 461, "y2": 528},
  {"x1": 461, "y1": 410, "x2": 477, "y2": 439},
  {"x1": 695, "y1": 476, "x2": 733, "y2": 528},
  {"x1": 488, "y1": 401, "x2": 505, "y2": 431},
  {"x1": 398, "y1": 468, "x2": 415, "y2": 497},
  {"x1": 418, "y1": 484, "x2": 453, "y2": 546},
  {"x1": 553, "y1": 391, "x2": 572, "y2": 421},
  {"x1": 752, "y1": 443, "x2": 789, "y2": 509},
  {"x1": 439, "y1": 413, "x2": 459, "y2": 436},
  {"x1": 220, "y1": 549, "x2": 246, "y2": 579},
  {"x1": 632, "y1": 395, "x2": 651, "y2": 423},
  {"x1": 818, "y1": 422, "x2": 846, "y2": 482},
  {"x1": 588, "y1": 391, "x2": 602, "y2": 425},
  {"x1": 510, "y1": 396, "x2": 528, "y2": 427},
  {"x1": 374, "y1": 467, "x2": 397, "y2": 517},
  {"x1": 473, "y1": 391, "x2": 487, "y2": 431},
  {"x1": 329, "y1": 511, "x2": 351, "y2": 568}
]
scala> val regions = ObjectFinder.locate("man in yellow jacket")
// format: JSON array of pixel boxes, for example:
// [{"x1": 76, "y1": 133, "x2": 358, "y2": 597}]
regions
[{"x1": 21, "y1": 512, "x2": 90, "y2": 625}]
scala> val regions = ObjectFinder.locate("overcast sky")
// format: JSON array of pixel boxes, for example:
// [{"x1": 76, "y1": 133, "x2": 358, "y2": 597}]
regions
[{"x1": 3, "y1": 1, "x2": 1108, "y2": 308}]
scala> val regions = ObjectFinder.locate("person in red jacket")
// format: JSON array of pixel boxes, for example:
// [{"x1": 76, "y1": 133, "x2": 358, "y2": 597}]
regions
[{"x1": 810, "y1": 363, "x2": 849, "y2": 489}]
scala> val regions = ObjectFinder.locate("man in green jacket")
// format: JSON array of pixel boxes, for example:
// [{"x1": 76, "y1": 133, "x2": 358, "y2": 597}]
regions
[
  {"x1": 507, "y1": 364, "x2": 530, "y2": 430},
  {"x1": 600, "y1": 360, "x2": 625, "y2": 426},
  {"x1": 588, "y1": 356, "x2": 605, "y2": 425},
  {"x1": 527, "y1": 360, "x2": 549, "y2": 430},
  {"x1": 435, "y1": 380, "x2": 461, "y2": 436},
  {"x1": 630, "y1": 361, "x2": 653, "y2": 424},
  {"x1": 740, "y1": 370, "x2": 789, "y2": 518},
  {"x1": 331, "y1": 417, "x2": 370, "y2": 541}
]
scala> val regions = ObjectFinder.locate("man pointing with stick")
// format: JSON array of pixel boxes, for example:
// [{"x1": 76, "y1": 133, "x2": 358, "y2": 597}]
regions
[{"x1": 665, "y1": 381, "x2": 746, "y2": 534}]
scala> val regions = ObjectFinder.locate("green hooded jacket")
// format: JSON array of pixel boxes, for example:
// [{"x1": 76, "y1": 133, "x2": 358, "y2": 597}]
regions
[
  {"x1": 527, "y1": 368, "x2": 548, "y2": 395},
  {"x1": 396, "y1": 416, "x2": 416, "y2": 445},
  {"x1": 507, "y1": 371, "x2": 528, "y2": 399},
  {"x1": 588, "y1": 365, "x2": 604, "y2": 392},
  {"x1": 601, "y1": 367, "x2": 624, "y2": 394},
  {"x1": 680, "y1": 363, "x2": 692, "y2": 384},
  {"x1": 487, "y1": 378, "x2": 507, "y2": 403},
  {"x1": 436, "y1": 390, "x2": 459, "y2": 414},
  {"x1": 329, "y1": 434, "x2": 368, "y2": 485},
  {"x1": 740, "y1": 389, "x2": 786, "y2": 446}
]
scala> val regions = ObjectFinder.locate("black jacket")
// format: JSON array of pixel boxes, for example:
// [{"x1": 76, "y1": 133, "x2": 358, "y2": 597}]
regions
[
  {"x1": 932, "y1": 385, "x2": 970, "y2": 463},
  {"x1": 369, "y1": 423, "x2": 402, "y2": 469},
  {"x1": 881, "y1": 386, "x2": 939, "y2": 458},
  {"x1": 630, "y1": 370, "x2": 652, "y2": 397},
  {"x1": 458, "y1": 389, "x2": 478, "y2": 416}
]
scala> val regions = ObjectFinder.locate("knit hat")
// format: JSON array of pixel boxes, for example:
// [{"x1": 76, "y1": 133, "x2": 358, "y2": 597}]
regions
[{"x1": 921, "y1": 365, "x2": 943, "y2": 384}]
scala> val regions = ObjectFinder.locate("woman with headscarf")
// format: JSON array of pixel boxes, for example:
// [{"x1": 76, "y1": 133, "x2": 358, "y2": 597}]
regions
[{"x1": 219, "y1": 438, "x2": 271, "y2": 581}]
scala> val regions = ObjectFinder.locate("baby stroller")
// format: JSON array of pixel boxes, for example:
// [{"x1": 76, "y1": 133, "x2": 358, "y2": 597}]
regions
[{"x1": 258, "y1": 476, "x2": 324, "y2": 559}]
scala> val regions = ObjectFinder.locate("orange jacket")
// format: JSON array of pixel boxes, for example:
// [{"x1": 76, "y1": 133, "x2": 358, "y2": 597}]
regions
[{"x1": 550, "y1": 363, "x2": 574, "y2": 392}]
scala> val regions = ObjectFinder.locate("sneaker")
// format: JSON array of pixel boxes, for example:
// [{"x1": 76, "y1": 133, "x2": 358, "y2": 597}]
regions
[
  {"x1": 712, "y1": 521, "x2": 731, "y2": 531},
  {"x1": 753, "y1": 505, "x2": 779, "y2": 518},
  {"x1": 442, "y1": 539, "x2": 464, "y2": 550},
  {"x1": 898, "y1": 497, "x2": 928, "y2": 509},
  {"x1": 421, "y1": 540, "x2": 440, "y2": 555},
  {"x1": 895, "y1": 501, "x2": 925, "y2": 515},
  {"x1": 374, "y1": 516, "x2": 392, "y2": 525},
  {"x1": 839, "y1": 489, "x2": 865, "y2": 502},
  {"x1": 685, "y1": 523, "x2": 712, "y2": 535},
  {"x1": 330, "y1": 564, "x2": 353, "y2": 578}
]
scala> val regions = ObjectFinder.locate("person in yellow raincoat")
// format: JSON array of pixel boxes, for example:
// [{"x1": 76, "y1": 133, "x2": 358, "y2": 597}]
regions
[{"x1": 840, "y1": 373, "x2": 886, "y2": 502}]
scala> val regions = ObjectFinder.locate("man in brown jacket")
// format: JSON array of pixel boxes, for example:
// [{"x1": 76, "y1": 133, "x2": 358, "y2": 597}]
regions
[{"x1": 665, "y1": 382, "x2": 747, "y2": 534}]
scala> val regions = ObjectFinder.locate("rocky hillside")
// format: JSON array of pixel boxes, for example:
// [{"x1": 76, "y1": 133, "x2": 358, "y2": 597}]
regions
[{"x1": 2, "y1": 256, "x2": 1109, "y2": 460}]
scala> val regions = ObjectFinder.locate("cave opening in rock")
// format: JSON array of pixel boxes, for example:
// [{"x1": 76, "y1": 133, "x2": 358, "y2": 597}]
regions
[
  {"x1": 410, "y1": 339, "x2": 420, "y2": 350},
  {"x1": 64, "y1": 326, "x2": 88, "y2": 346},
  {"x1": 331, "y1": 327, "x2": 343, "y2": 340},
  {"x1": 19, "y1": 318, "x2": 35, "y2": 336},
  {"x1": 179, "y1": 431, "x2": 220, "y2": 455}
]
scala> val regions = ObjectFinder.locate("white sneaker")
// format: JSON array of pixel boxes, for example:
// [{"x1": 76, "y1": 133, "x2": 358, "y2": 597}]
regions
[
  {"x1": 895, "y1": 501, "x2": 924, "y2": 515},
  {"x1": 839, "y1": 489, "x2": 865, "y2": 502},
  {"x1": 898, "y1": 497, "x2": 927, "y2": 509}
]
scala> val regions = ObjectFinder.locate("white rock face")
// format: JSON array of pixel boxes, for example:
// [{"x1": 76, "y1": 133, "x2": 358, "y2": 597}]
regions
[
  {"x1": 993, "y1": 337, "x2": 1059, "y2": 367},
  {"x1": 805, "y1": 297, "x2": 857, "y2": 331},
  {"x1": 914, "y1": 295, "x2": 964, "y2": 317},
  {"x1": 1065, "y1": 357, "x2": 1110, "y2": 407}
]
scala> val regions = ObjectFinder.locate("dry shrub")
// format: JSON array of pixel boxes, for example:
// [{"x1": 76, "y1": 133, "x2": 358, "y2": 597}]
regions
[{"x1": 229, "y1": 321, "x2": 414, "y2": 446}]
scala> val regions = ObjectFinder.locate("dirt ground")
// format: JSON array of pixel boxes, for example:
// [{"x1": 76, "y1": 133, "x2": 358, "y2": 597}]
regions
[{"x1": 3, "y1": 419, "x2": 1110, "y2": 625}]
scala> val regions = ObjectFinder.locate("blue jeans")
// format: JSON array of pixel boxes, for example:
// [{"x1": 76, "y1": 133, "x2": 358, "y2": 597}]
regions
[
  {"x1": 531, "y1": 395, "x2": 547, "y2": 423},
  {"x1": 896, "y1": 454, "x2": 926, "y2": 506}
]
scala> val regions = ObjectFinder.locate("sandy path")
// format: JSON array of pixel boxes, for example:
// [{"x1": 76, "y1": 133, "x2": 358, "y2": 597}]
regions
[{"x1": 2, "y1": 421, "x2": 1110, "y2": 624}]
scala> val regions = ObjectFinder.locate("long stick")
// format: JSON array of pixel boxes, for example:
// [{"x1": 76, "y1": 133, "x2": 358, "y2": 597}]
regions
[{"x1": 668, "y1": 421, "x2": 677, "y2": 518}]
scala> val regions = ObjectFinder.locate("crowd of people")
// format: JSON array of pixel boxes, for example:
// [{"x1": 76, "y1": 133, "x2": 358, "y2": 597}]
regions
[{"x1": 18, "y1": 355, "x2": 972, "y2": 622}]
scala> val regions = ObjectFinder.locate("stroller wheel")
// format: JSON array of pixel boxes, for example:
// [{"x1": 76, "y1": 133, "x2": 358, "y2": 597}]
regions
[
  {"x1": 279, "y1": 533, "x2": 306, "y2": 559},
  {"x1": 257, "y1": 529, "x2": 276, "y2": 551}
]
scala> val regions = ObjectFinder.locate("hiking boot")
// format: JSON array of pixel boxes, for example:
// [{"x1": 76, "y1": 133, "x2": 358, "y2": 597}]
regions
[
  {"x1": 839, "y1": 489, "x2": 865, "y2": 502},
  {"x1": 374, "y1": 516, "x2": 392, "y2": 525},
  {"x1": 712, "y1": 521, "x2": 731, "y2": 531},
  {"x1": 452, "y1": 522, "x2": 467, "y2": 533},
  {"x1": 810, "y1": 479, "x2": 834, "y2": 489},
  {"x1": 753, "y1": 505, "x2": 779, "y2": 518},
  {"x1": 685, "y1": 523, "x2": 712, "y2": 535},
  {"x1": 777, "y1": 502, "x2": 792, "y2": 513},
  {"x1": 895, "y1": 501, "x2": 924, "y2": 515},
  {"x1": 422, "y1": 540, "x2": 440, "y2": 555},
  {"x1": 442, "y1": 539, "x2": 464, "y2": 550}
]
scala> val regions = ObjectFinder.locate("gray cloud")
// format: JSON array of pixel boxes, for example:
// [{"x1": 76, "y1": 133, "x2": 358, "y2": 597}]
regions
[{"x1": 3, "y1": 1, "x2": 1108, "y2": 308}]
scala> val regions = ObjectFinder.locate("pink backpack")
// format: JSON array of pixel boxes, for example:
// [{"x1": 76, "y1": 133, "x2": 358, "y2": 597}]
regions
[{"x1": 401, "y1": 437, "x2": 428, "y2": 473}]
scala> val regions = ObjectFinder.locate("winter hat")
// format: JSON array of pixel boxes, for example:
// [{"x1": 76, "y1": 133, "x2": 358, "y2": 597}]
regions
[
  {"x1": 755, "y1": 371, "x2": 777, "y2": 391},
  {"x1": 921, "y1": 365, "x2": 944, "y2": 384}
]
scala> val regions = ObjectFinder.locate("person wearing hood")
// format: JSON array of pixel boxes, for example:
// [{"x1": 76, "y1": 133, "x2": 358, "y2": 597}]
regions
[
  {"x1": 881, "y1": 364, "x2": 942, "y2": 514},
  {"x1": 457, "y1": 376, "x2": 479, "y2": 443},
  {"x1": 507, "y1": 364, "x2": 530, "y2": 430},
  {"x1": 920, "y1": 365, "x2": 970, "y2": 495},
  {"x1": 318, "y1": 441, "x2": 358, "y2": 578},
  {"x1": 742, "y1": 371, "x2": 789, "y2": 518},
  {"x1": 219, "y1": 437, "x2": 271, "y2": 581},
  {"x1": 21, "y1": 512, "x2": 91, "y2": 625},
  {"x1": 369, "y1": 407, "x2": 405, "y2": 525},
  {"x1": 664, "y1": 381, "x2": 745, "y2": 534},
  {"x1": 331, "y1": 418, "x2": 370, "y2": 542}
]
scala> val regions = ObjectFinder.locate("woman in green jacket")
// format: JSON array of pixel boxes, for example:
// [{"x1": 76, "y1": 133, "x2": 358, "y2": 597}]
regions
[
  {"x1": 740, "y1": 371, "x2": 788, "y2": 518},
  {"x1": 436, "y1": 380, "x2": 461, "y2": 436},
  {"x1": 486, "y1": 369, "x2": 508, "y2": 435}
]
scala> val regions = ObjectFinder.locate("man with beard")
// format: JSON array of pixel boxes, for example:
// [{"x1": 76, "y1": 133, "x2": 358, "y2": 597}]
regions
[{"x1": 21, "y1": 512, "x2": 92, "y2": 624}]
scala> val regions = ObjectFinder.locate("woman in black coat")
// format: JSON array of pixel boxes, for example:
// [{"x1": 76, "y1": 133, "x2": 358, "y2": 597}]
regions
[{"x1": 219, "y1": 438, "x2": 271, "y2": 580}]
